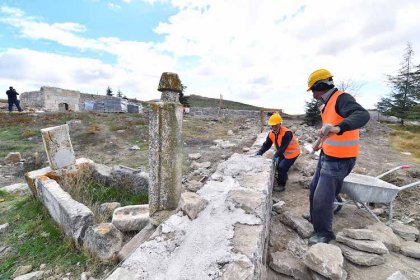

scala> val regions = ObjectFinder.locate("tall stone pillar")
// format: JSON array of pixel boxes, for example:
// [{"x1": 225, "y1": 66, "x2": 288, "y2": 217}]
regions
[{"x1": 148, "y1": 72, "x2": 184, "y2": 224}]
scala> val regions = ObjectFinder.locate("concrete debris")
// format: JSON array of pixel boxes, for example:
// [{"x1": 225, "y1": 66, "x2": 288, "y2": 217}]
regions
[
  {"x1": 112, "y1": 205, "x2": 150, "y2": 232},
  {"x1": 400, "y1": 241, "x2": 420, "y2": 259},
  {"x1": 336, "y1": 232, "x2": 389, "y2": 255},
  {"x1": 390, "y1": 222, "x2": 419, "y2": 242},
  {"x1": 303, "y1": 243, "x2": 345, "y2": 280}
]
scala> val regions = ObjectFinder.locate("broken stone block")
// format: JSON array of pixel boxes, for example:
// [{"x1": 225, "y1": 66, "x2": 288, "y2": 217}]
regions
[
  {"x1": 35, "y1": 176, "x2": 93, "y2": 246},
  {"x1": 5, "y1": 152, "x2": 22, "y2": 163},
  {"x1": 342, "y1": 228, "x2": 377, "y2": 241},
  {"x1": 109, "y1": 167, "x2": 149, "y2": 194},
  {"x1": 12, "y1": 265, "x2": 33, "y2": 278},
  {"x1": 188, "y1": 153, "x2": 202, "y2": 160},
  {"x1": 366, "y1": 222, "x2": 401, "y2": 252},
  {"x1": 400, "y1": 241, "x2": 420, "y2": 259},
  {"x1": 190, "y1": 161, "x2": 212, "y2": 169},
  {"x1": 303, "y1": 243, "x2": 345, "y2": 280},
  {"x1": 0, "y1": 183, "x2": 31, "y2": 196},
  {"x1": 336, "y1": 232, "x2": 388, "y2": 255},
  {"x1": 179, "y1": 192, "x2": 208, "y2": 219},
  {"x1": 99, "y1": 202, "x2": 121, "y2": 218},
  {"x1": 13, "y1": 271, "x2": 44, "y2": 280},
  {"x1": 270, "y1": 251, "x2": 311, "y2": 280},
  {"x1": 390, "y1": 222, "x2": 419, "y2": 242},
  {"x1": 279, "y1": 210, "x2": 314, "y2": 238},
  {"x1": 83, "y1": 223, "x2": 123, "y2": 262},
  {"x1": 112, "y1": 205, "x2": 150, "y2": 232},
  {"x1": 333, "y1": 241, "x2": 385, "y2": 266},
  {"x1": 185, "y1": 180, "x2": 203, "y2": 192},
  {"x1": 272, "y1": 201, "x2": 286, "y2": 214},
  {"x1": 221, "y1": 256, "x2": 254, "y2": 280},
  {"x1": 387, "y1": 271, "x2": 408, "y2": 280},
  {"x1": 40, "y1": 124, "x2": 76, "y2": 170},
  {"x1": 0, "y1": 223, "x2": 9, "y2": 234}
]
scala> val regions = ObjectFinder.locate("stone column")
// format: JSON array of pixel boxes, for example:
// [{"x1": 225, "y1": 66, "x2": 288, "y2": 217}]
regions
[
  {"x1": 148, "y1": 72, "x2": 184, "y2": 224},
  {"x1": 40, "y1": 124, "x2": 76, "y2": 170}
]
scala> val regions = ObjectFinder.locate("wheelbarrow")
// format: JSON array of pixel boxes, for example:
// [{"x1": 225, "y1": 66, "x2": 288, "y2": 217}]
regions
[{"x1": 335, "y1": 165, "x2": 420, "y2": 224}]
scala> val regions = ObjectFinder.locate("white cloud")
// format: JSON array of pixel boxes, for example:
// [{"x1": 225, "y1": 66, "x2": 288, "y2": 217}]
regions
[
  {"x1": 1, "y1": 1, "x2": 420, "y2": 113},
  {"x1": 107, "y1": 3, "x2": 122, "y2": 10}
]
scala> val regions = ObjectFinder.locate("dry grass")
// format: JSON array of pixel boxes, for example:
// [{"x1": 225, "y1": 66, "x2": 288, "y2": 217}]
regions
[{"x1": 389, "y1": 125, "x2": 420, "y2": 162}]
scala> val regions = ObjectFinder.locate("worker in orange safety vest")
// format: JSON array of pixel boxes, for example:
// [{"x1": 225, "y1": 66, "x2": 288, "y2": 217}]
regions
[
  {"x1": 256, "y1": 112, "x2": 301, "y2": 192},
  {"x1": 305, "y1": 69, "x2": 370, "y2": 245}
]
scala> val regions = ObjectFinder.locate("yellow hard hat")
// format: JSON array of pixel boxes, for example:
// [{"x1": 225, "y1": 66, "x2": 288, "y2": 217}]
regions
[
  {"x1": 307, "y1": 69, "x2": 333, "y2": 91},
  {"x1": 268, "y1": 113, "x2": 282, "y2": 126}
]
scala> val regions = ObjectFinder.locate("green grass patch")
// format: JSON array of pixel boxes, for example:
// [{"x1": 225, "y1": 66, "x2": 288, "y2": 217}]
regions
[
  {"x1": 0, "y1": 126, "x2": 38, "y2": 157},
  {"x1": 0, "y1": 195, "x2": 87, "y2": 279}
]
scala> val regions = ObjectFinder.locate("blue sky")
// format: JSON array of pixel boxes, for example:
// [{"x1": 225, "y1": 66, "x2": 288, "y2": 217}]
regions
[{"x1": 1, "y1": 0, "x2": 420, "y2": 113}]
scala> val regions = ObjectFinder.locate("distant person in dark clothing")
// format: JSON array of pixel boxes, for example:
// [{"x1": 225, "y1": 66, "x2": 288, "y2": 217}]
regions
[{"x1": 6, "y1": 86, "x2": 22, "y2": 112}]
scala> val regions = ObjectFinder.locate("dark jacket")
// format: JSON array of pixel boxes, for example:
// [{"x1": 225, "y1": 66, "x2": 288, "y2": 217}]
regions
[
  {"x1": 257, "y1": 130, "x2": 293, "y2": 159},
  {"x1": 6, "y1": 89, "x2": 19, "y2": 101}
]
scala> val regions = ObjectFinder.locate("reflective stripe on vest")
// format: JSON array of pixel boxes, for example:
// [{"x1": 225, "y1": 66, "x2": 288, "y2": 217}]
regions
[
  {"x1": 321, "y1": 90, "x2": 360, "y2": 158},
  {"x1": 268, "y1": 127, "x2": 301, "y2": 159}
]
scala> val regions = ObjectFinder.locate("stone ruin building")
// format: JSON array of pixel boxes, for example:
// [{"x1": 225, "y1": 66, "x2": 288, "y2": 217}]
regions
[{"x1": 20, "y1": 86, "x2": 142, "y2": 113}]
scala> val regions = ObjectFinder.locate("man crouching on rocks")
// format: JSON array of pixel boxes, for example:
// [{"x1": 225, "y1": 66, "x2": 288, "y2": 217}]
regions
[
  {"x1": 256, "y1": 112, "x2": 301, "y2": 192},
  {"x1": 306, "y1": 69, "x2": 370, "y2": 245}
]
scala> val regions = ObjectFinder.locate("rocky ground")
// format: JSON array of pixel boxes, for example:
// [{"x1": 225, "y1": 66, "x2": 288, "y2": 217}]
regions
[{"x1": 1, "y1": 112, "x2": 419, "y2": 279}]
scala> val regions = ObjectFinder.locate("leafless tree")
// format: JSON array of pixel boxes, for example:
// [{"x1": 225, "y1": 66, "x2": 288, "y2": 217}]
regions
[{"x1": 336, "y1": 79, "x2": 365, "y2": 97}]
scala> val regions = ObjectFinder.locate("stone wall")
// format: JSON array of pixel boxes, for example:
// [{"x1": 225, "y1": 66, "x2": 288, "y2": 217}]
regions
[
  {"x1": 188, "y1": 107, "x2": 259, "y2": 120},
  {"x1": 107, "y1": 132, "x2": 273, "y2": 280},
  {"x1": 19, "y1": 90, "x2": 45, "y2": 110}
]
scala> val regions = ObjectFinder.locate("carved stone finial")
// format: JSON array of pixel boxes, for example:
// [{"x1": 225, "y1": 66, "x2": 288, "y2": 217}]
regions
[{"x1": 158, "y1": 72, "x2": 183, "y2": 93}]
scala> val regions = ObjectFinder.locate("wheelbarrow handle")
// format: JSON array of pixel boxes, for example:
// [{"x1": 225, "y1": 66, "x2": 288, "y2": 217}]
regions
[
  {"x1": 399, "y1": 181, "x2": 420, "y2": 191},
  {"x1": 376, "y1": 165, "x2": 412, "y2": 179}
]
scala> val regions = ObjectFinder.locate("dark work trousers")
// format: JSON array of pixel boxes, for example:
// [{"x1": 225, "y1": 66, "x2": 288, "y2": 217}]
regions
[
  {"x1": 8, "y1": 99, "x2": 22, "y2": 112},
  {"x1": 276, "y1": 156, "x2": 298, "y2": 186},
  {"x1": 309, "y1": 153, "x2": 355, "y2": 238}
]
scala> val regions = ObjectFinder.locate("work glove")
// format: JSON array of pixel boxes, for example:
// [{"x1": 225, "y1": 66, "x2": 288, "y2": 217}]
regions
[{"x1": 273, "y1": 153, "x2": 279, "y2": 162}]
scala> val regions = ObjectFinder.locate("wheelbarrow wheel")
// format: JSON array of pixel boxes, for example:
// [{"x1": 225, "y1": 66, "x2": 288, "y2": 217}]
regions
[{"x1": 333, "y1": 195, "x2": 343, "y2": 214}]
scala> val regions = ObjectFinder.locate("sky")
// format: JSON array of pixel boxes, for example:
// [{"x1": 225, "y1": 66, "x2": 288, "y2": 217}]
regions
[{"x1": 1, "y1": 0, "x2": 420, "y2": 114}]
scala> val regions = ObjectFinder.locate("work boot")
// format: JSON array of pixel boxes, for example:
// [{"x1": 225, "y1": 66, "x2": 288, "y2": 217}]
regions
[
  {"x1": 273, "y1": 185, "x2": 285, "y2": 192},
  {"x1": 308, "y1": 234, "x2": 335, "y2": 245}
]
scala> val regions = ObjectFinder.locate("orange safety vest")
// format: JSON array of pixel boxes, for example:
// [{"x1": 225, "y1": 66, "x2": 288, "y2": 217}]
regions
[
  {"x1": 268, "y1": 126, "x2": 301, "y2": 159},
  {"x1": 321, "y1": 90, "x2": 359, "y2": 158}
]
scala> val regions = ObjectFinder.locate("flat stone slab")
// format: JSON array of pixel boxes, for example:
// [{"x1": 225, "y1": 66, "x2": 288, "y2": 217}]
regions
[
  {"x1": 333, "y1": 241, "x2": 385, "y2": 266},
  {"x1": 279, "y1": 210, "x2": 314, "y2": 238},
  {"x1": 270, "y1": 251, "x2": 311, "y2": 280},
  {"x1": 13, "y1": 271, "x2": 44, "y2": 280},
  {"x1": 336, "y1": 232, "x2": 389, "y2": 255},
  {"x1": 367, "y1": 222, "x2": 401, "y2": 252},
  {"x1": 390, "y1": 222, "x2": 419, "y2": 242},
  {"x1": 188, "y1": 153, "x2": 202, "y2": 160},
  {"x1": 112, "y1": 205, "x2": 150, "y2": 232},
  {"x1": 35, "y1": 176, "x2": 93, "y2": 246},
  {"x1": 303, "y1": 243, "x2": 345, "y2": 280},
  {"x1": 40, "y1": 124, "x2": 76, "y2": 170},
  {"x1": 400, "y1": 241, "x2": 420, "y2": 259},
  {"x1": 343, "y1": 228, "x2": 377, "y2": 241},
  {"x1": 387, "y1": 271, "x2": 408, "y2": 280}
]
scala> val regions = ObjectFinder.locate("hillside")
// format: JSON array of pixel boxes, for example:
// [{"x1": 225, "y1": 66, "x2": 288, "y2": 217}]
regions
[{"x1": 186, "y1": 94, "x2": 261, "y2": 111}]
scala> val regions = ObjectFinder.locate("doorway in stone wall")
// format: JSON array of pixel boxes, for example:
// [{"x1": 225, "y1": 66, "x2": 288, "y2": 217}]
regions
[{"x1": 58, "y1": 103, "x2": 69, "y2": 112}]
